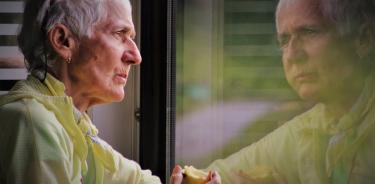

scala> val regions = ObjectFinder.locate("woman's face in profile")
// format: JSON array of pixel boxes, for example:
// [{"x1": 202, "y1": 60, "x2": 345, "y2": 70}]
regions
[
  {"x1": 67, "y1": 0, "x2": 141, "y2": 104},
  {"x1": 276, "y1": 0, "x2": 362, "y2": 103}
]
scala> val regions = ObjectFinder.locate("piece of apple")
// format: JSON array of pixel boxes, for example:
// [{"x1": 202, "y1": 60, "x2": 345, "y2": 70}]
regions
[{"x1": 182, "y1": 165, "x2": 208, "y2": 184}]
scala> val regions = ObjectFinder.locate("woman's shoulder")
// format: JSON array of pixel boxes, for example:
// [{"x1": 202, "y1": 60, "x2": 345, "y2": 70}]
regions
[
  {"x1": 257, "y1": 103, "x2": 324, "y2": 143},
  {"x1": 0, "y1": 98, "x2": 67, "y2": 135},
  {"x1": 0, "y1": 98, "x2": 75, "y2": 176},
  {"x1": 283, "y1": 104, "x2": 324, "y2": 129},
  {"x1": 0, "y1": 97, "x2": 74, "y2": 157}
]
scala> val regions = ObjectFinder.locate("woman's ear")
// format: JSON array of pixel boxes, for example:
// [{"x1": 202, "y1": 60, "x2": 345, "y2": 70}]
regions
[
  {"x1": 48, "y1": 24, "x2": 76, "y2": 61},
  {"x1": 355, "y1": 22, "x2": 375, "y2": 59}
]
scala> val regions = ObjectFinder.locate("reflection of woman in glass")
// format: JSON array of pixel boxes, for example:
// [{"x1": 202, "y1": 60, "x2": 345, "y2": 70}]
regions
[{"x1": 207, "y1": 0, "x2": 375, "y2": 183}]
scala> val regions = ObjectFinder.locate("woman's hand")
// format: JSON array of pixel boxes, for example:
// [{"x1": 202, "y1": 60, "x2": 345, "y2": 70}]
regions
[
  {"x1": 170, "y1": 165, "x2": 183, "y2": 184},
  {"x1": 169, "y1": 165, "x2": 221, "y2": 184},
  {"x1": 204, "y1": 170, "x2": 221, "y2": 184}
]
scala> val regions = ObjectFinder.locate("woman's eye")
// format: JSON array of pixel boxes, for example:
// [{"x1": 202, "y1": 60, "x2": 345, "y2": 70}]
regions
[
  {"x1": 115, "y1": 31, "x2": 124, "y2": 37},
  {"x1": 114, "y1": 30, "x2": 127, "y2": 40},
  {"x1": 114, "y1": 30, "x2": 135, "y2": 41},
  {"x1": 277, "y1": 35, "x2": 289, "y2": 48},
  {"x1": 301, "y1": 28, "x2": 319, "y2": 36}
]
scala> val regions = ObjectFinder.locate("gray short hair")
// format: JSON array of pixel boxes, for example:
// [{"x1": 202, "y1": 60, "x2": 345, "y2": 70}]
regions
[
  {"x1": 276, "y1": 0, "x2": 375, "y2": 66},
  {"x1": 320, "y1": 0, "x2": 375, "y2": 36},
  {"x1": 18, "y1": 0, "x2": 108, "y2": 74},
  {"x1": 276, "y1": 0, "x2": 375, "y2": 36}
]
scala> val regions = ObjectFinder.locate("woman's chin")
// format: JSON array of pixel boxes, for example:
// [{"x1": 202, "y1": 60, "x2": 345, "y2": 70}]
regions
[
  {"x1": 107, "y1": 90, "x2": 125, "y2": 102},
  {"x1": 297, "y1": 87, "x2": 319, "y2": 102},
  {"x1": 114, "y1": 93, "x2": 125, "y2": 102}
]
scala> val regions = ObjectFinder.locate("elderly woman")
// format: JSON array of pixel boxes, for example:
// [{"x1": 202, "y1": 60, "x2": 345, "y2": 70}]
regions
[
  {"x1": 206, "y1": 0, "x2": 375, "y2": 183},
  {"x1": 0, "y1": 0, "x2": 222, "y2": 183},
  {"x1": 0, "y1": 0, "x2": 220, "y2": 184},
  {"x1": 0, "y1": 0, "x2": 158, "y2": 183}
]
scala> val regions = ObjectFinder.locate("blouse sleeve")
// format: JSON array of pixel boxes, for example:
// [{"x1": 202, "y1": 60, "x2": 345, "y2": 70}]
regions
[
  {"x1": 96, "y1": 137, "x2": 161, "y2": 184},
  {"x1": 102, "y1": 148, "x2": 161, "y2": 184},
  {"x1": 206, "y1": 120, "x2": 300, "y2": 184}
]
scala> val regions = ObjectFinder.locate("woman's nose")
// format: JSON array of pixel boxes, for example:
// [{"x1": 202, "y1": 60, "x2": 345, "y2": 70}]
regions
[
  {"x1": 122, "y1": 40, "x2": 142, "y2": 65},
  {"x1": 283, "y1": 36, "x2": 307, "y2": 64}
]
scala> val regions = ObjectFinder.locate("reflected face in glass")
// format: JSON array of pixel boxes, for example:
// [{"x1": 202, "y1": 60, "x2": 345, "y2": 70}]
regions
[
  {"x1": 70, "y1": 0, "x2": 141, "y2": 104},
  {"x1": 276, "y1": 0, "x2": 361, "y2": 103}
]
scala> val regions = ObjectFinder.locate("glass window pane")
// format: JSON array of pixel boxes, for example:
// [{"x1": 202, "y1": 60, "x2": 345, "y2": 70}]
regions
[
  {"x1": 176, "y1": 0, "x2": 375, "y2": 183},
  {"x1": 175, "y1": 0, "x2": 308, "y2": 168}
]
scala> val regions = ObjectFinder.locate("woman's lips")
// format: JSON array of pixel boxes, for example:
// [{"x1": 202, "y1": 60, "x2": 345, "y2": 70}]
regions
[
  {"x1": 295, "y1": 72, "x2": 317, "y2": 82},
  {"x1": 118, "y1": 73, "x2": 128, "y2": 78},
  {"x1": 115, "y1": 73, "x2": 128, "y2": 84}
]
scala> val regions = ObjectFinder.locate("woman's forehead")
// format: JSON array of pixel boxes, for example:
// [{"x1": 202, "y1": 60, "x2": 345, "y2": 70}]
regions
[
  {"x1": 95, "y1": 0, "x2": 133, "y2": 28},
  {"x1": 108, "y1": 0, "x2": 132, "y2": 15},
  {"x1": 276, "y1": 0, "x2": 322, "y2": 18},
  {"x1": 276, "y1": 0, "x2": 327, "y2": 29},
  {"x1": 107, "y1": 0, "x2": 132, "y2": 21}
]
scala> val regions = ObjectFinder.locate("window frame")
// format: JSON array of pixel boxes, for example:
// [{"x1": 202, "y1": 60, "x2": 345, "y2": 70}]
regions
[{"x1": 139, "y1": 0, "x2": 176, "y2": 182}]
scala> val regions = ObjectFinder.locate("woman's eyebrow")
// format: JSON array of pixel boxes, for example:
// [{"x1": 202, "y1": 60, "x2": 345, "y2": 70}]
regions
[{"x1": 115, "y1": 25, "x2": 136, "y2": 38}]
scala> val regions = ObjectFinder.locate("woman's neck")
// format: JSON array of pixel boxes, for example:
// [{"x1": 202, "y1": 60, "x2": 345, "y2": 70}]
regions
[
  {"x1": 324, "y1": 73, "x2": 367, "y2": 120},
  {"x1": 50, "y1": 64, "x2": 92, "y2": 113}
]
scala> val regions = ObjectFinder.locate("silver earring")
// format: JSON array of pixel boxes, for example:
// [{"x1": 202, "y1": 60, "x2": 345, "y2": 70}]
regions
[{"x1": 66, "y1": 57, "x2": 71, "y2": 64}]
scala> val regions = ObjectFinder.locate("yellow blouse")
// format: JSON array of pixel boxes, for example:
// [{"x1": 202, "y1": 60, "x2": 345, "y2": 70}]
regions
[
  {"x1": 207, "y1": 73, "x2": 375, "y2": 184},
  {"x1": 0, "y1": 73, "x2": 160, "y2": 184}
]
